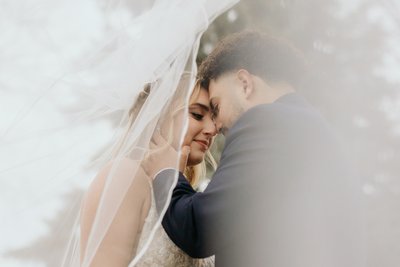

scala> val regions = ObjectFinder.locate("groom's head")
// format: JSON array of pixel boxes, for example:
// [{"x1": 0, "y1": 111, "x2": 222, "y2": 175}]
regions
[{"x1": 198, "y1": 30, "x2": 306, "y2": 135}]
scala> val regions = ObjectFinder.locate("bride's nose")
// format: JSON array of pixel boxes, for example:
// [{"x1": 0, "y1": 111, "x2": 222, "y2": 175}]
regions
[{"x1": 203, "y1": 117, "x2": 217, "y2": 136}]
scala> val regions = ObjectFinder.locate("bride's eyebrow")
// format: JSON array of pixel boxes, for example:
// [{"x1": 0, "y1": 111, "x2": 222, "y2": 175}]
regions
[{"x1": 189, "y1": 103, "x2": 209, "y2": 112}]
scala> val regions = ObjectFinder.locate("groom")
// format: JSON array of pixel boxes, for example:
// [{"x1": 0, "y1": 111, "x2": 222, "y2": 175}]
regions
[{"x1": 154, "y1": 30, "x2": 364, "y2": 267}]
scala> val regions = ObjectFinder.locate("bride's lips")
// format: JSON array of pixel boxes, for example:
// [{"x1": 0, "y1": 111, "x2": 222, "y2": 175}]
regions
[{"x1": 194, "y1": 140, "x2": 209, "y2": 151}]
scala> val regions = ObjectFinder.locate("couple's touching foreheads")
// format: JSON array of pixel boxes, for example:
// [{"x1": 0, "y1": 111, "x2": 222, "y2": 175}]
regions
[{"x1": 80, "y1": 29, "x2": 364, "y2": 267}]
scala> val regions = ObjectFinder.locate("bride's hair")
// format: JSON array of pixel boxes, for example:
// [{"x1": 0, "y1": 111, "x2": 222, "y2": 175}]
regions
[{"x1": 118, "y1": 77, "x2": 216, "y2": 189}]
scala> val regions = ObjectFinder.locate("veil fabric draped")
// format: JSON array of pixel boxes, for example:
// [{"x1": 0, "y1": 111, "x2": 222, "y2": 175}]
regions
[{"x1": 0, "y1": 0, "x2": 238, "y2": 266}]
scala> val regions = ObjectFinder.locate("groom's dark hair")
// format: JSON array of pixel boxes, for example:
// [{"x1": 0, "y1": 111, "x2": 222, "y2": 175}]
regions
[{"x1": 198, "y1": 30, "x2": 307, "y2": 89}]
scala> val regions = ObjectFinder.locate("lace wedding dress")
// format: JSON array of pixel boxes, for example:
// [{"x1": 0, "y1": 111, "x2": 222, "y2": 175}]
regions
[{"x1": 135, "y1": 181, "x2": 214, "y2": 267}]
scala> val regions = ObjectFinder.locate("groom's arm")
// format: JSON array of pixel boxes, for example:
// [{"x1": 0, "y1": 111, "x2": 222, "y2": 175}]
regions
[
  {"x1": 153, "y1": 169, "x2": 228, "y2": 258},
  {"x1": 153, "y1": 120, "x2": 254, "y2": 258},
  {"x1": 153, "y1": 107, "x2": 265, "y2": 258}
]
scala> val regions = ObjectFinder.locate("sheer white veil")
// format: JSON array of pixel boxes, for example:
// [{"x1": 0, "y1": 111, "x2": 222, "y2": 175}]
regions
[{"x1": 0, "y1": 0, "x2": 238, "y2": 266}]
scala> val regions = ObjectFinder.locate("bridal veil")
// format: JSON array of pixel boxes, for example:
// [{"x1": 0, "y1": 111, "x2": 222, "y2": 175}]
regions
[{"x1": 0, "y1": 0, "x2": 238, "y2": 266}]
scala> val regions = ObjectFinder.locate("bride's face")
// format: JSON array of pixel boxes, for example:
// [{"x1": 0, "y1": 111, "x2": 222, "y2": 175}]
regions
[{"x1": 183, "y1": 88, "x2": 217, "y2": 166}]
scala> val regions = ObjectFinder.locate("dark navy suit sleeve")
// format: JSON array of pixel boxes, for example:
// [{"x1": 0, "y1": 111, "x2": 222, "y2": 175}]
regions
[{"x1": 153, "y1": 169, "x2": 230, "y2": 258}]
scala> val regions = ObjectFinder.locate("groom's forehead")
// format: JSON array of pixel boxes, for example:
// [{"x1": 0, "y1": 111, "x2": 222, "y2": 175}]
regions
[
  {"x1": 208, "y1": 83, "x2": 223, "y2": 99},
  {"x1": 209, "y1": 80, "x2": 233, "y2": 100},
  {"x1": 209, "y1": 76, "x2": 231, "y2": 92},
  {"x1": 212, "y1": 71, "x2": 237, "y2": 85}
]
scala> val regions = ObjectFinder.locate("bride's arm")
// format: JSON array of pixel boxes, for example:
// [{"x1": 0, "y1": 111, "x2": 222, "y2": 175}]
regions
[{"x1": 80, "y1": 159, "x2": 152, "y2": 267}]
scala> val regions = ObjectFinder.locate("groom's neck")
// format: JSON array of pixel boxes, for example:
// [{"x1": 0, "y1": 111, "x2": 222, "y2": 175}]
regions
[{"x1": 248, "y1": 78, "x2": 295, "y2": 109}]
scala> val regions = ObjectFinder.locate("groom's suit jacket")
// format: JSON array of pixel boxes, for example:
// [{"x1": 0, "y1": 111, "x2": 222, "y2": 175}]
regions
[{"x1": 154, "y1": 93, "x2": 364, "y2": 267}]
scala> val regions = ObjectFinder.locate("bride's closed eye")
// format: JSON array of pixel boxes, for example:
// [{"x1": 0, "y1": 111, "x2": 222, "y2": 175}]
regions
[
  {"x1": 190, "y1": 112, "x2": 204, "y2": 121},
  {"x1": 189, "y1": 102, "x2": 211, "y2": 121}
]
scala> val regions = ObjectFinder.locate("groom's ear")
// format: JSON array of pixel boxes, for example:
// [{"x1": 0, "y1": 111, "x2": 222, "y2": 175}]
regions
[{"x1": 236, "y1": 69, "x2": 254, "y2": 99}]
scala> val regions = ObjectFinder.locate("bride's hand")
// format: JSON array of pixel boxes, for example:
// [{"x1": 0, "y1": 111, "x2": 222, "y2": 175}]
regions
[{"x1": 142, "y1": 130, "x2": 190, "y2": 179}]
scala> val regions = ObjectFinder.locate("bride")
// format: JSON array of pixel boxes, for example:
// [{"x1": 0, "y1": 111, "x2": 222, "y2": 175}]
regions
[
  {"x1": 75, "y1": 1, "x2": 239, "y2": 266},
  {"x1": 80, "y1": 78, "x2": 218, "y2": 266}
]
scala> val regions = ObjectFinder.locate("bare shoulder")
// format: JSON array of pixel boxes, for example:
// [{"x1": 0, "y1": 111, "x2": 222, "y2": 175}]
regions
[
  {"x1": 80, "y1": 158, "x2": 153, "y2": 264},
  {"x1": 82, "y1": 158, "x2": 152, "y2": 215}
]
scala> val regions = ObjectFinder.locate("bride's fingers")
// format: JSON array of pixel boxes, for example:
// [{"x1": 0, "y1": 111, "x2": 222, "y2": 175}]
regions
[
  {"x1": 149, "y1": 140, "x2": 157, "y2": 149},
  {"x1": 151, "y1": 131, "x2": 167, "y2": 146}
]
